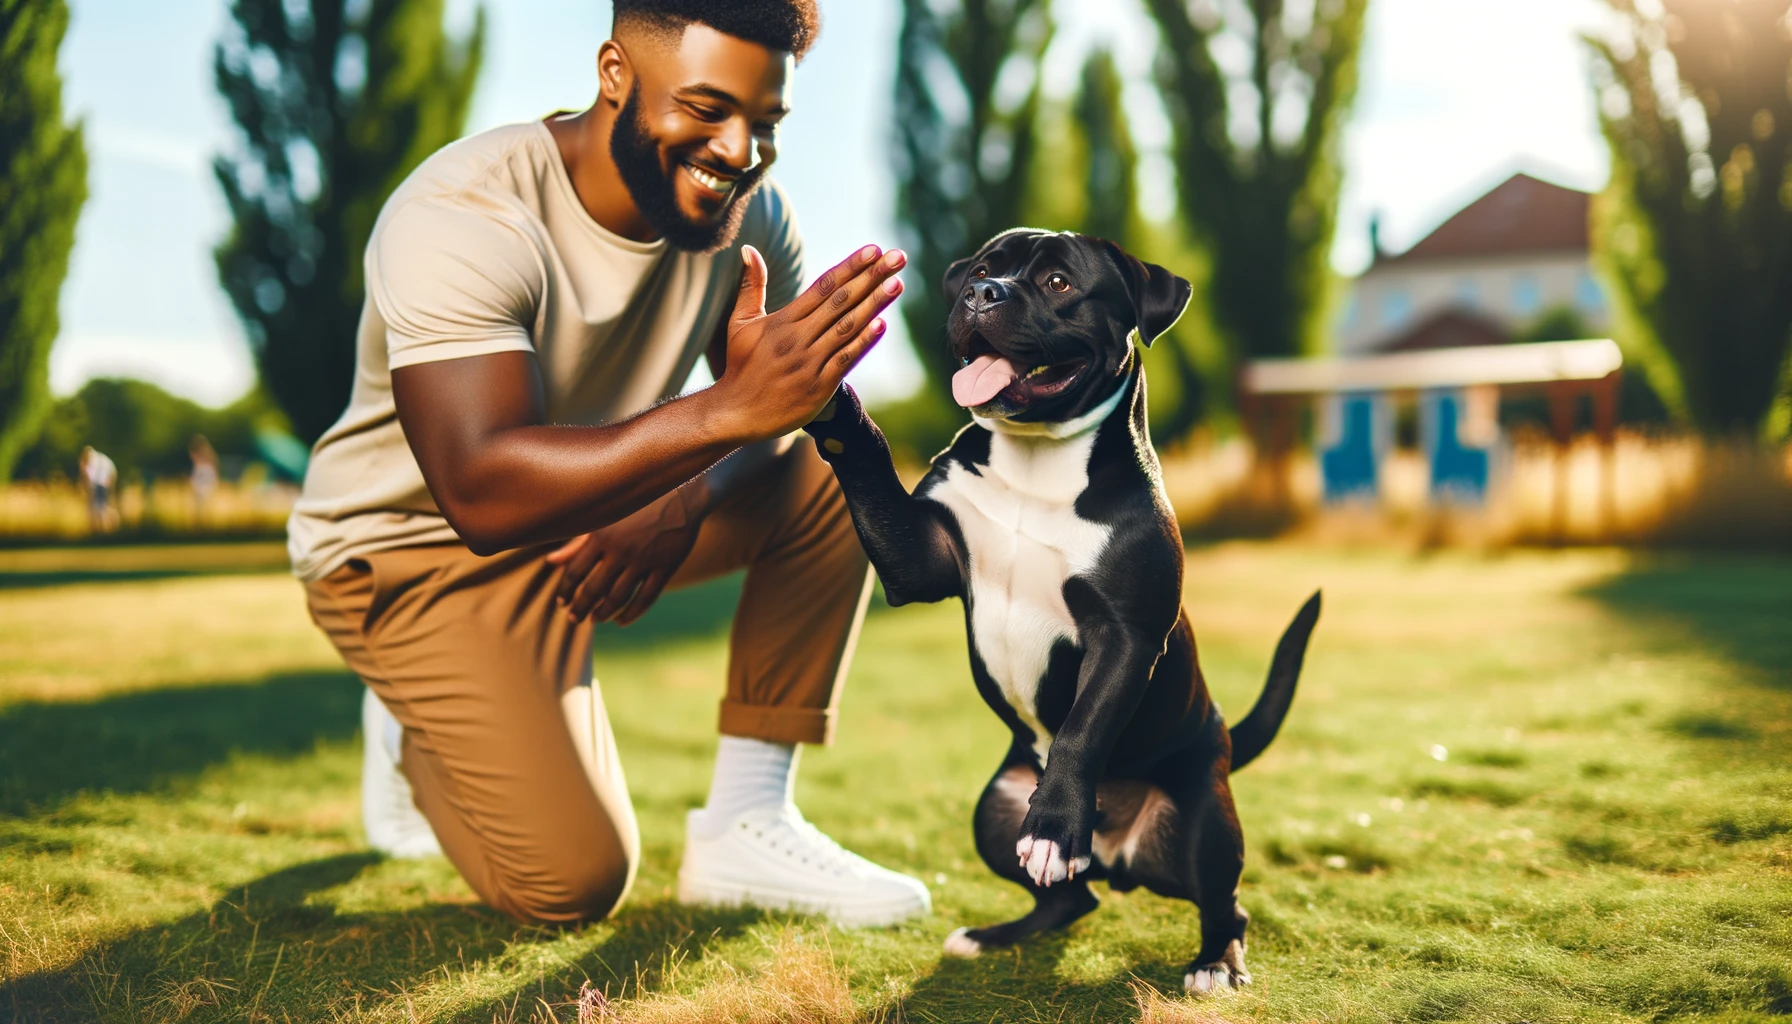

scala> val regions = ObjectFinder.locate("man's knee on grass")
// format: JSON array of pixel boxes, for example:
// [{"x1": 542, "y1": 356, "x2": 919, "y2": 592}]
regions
[{"x1": 492, "y1": 844, "x2": 635, "y2": 925}]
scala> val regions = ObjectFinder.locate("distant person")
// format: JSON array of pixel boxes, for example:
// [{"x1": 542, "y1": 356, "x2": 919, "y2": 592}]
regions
[
  {"x1": 78, "y1": 446, "x2": 118, "y2": 534},
  {"x1": 287, "y1": 0, "x2": 926, "y2": 927},
  {"x1": 189, "y1": 435, "x2": 220, "y2": 520}
]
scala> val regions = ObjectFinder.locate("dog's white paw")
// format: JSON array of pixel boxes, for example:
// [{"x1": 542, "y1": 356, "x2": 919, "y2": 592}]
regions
[
  {"x1": 1184, "y1": 939, "x2": 1251, "y2": 996},
  {"x1": 1184, "y1": 965, "x2": 1237, "y2": 995},
  {"x1": 942, "y1": 927, "x2": 982, "y2": 958},
  {"x1": 1015, "y1": 836, "x2": 1089, "y2": 887}
]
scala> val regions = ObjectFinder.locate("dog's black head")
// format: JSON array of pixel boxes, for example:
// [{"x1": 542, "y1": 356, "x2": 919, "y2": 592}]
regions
[{"x1": 943, "y1": 229, "x2": 1192, "y2": 423}]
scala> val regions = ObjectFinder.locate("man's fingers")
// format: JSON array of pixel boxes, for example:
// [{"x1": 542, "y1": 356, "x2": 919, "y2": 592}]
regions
[
  {"x1": 730, "y1": 245, "x2": 769, "y2": 324},
  {"x1": 823, "y1": 318, "x2": 888, "y2": 387},
  {"x1": 571, "y1": 559, "x2": 626, "y2": 620},
  {"x1": 817, "y1": 274, "x2": 903, "y2": 361},
  {"x1": 556, "y1": 542, "x2": 605, "y2": 605},
  {"x1": 801, "y1": 249, "x2": 906, "y2": 341},
  {"x1": 588, "y1": 570, "x2": 644, "y2": 624},
  {"x1": 546, "y1": 534, "x2": 588, "y2": 565},
  {"x1": 614, "y1": 569, "x2": 671, "y2": 626},
  {"x1": 783, "y1": 244, "x2": 886, "y2": 322}
]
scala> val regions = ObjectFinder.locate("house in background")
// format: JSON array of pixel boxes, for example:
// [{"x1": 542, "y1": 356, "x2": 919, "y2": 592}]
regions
[
  {"x1": 1337, "y1": 172, "x2": 1608, "y2": 355},
  {"x1": 1307, "y1": 173, "x2": 1616, "y2": 506}
]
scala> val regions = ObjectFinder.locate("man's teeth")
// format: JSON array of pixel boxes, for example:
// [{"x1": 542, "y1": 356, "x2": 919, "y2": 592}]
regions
[{"x1": 685, "y1": 164, "x2": 735, "y2": 193}]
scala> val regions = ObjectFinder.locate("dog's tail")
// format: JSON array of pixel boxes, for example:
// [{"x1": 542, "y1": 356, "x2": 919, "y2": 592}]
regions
[{"x1": 1227, "y1": 590, "x2": 1322, "y2": 772}]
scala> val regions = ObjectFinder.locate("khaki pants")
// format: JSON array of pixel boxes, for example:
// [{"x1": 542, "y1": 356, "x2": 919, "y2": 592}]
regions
[{"x1": 304, "y1": 438, "x2": 872, "y2": 923}]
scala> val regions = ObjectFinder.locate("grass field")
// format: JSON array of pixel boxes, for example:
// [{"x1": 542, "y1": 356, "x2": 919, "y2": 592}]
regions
[{"x1": 2, "y1": 541, "x2": 1790, "y2": 1023}]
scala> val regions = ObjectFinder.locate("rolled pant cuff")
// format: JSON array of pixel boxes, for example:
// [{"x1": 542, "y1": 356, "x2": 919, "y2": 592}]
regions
[{"x1": 718, "y1": 700, "x2": 835, "y2": 746}]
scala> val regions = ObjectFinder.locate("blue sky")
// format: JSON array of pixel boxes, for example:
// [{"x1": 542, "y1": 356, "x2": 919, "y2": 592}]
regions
[{"x1": 49, "y1": 0, "x2": 1606, "y2": 407}]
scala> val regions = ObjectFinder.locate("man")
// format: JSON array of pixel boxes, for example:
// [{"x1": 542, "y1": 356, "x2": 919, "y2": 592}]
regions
[{"x1": 288, "y1": 0, "x2": 929, "y2": 927}]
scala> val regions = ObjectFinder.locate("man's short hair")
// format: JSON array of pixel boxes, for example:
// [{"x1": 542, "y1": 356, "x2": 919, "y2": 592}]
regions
[{"x1": 613, "y1": 0, "x2": 820, "y2": 62}]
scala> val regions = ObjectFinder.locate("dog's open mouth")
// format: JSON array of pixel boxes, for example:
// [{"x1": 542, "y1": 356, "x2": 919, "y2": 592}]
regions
[{"x1": 952, "y1": 335, "x2": 1087, "y2": 410}]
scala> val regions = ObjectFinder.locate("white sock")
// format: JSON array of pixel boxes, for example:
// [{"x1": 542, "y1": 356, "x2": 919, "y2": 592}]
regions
[{"x1": 691, "y1": 736, "x2": 798, "y2": 838}]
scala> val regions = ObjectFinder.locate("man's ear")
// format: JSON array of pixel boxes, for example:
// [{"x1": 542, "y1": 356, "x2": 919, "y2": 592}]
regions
[
  {"x1": 1097, "y1": 239, "x2": 1192, "y2": 347},
  {"x1": 597, "y1": 39, "x2": 633, "y2": 105},
  {"x1": 941, "y1": 255, "x2": 975, "y2": 306}
]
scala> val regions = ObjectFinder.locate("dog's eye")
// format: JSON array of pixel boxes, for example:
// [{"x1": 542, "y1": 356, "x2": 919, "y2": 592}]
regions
[
  {"x1": 974, "y1": 266, "x2": 988, "y2": 279},
  {"x1": 1046, "y1": 274, "x2": 1070, "y2": 293}
]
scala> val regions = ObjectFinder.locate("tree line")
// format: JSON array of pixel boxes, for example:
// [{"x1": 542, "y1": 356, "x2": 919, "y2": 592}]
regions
[{"x1": 0, "y1": 0, "x2": 1789, "y2": 484}]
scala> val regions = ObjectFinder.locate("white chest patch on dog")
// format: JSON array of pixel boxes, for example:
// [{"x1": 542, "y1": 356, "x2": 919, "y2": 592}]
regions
[{"x1": 925, "y1": 388, "x2": 1124, "y2": 764}]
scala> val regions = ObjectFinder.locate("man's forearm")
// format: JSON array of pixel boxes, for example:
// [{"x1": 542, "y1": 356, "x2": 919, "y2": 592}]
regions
[
  {"x1": 417, "y1": 384, "x2": 760, "y2": 554},
  {"x1": 678, "y1": 434, "x2": 795, "y2": 517}
]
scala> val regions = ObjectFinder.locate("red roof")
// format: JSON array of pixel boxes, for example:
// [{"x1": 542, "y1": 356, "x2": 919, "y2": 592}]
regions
[
  {"x1": 1381, "y1": 308, "x2": 1512, "y2": 353},
  {"x1": 1380, "y1": 173, "x2": 1590, "y2": 265}
]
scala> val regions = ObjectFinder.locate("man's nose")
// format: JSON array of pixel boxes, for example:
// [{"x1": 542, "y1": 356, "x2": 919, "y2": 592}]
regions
[
  {"x1": 712, "y1": 119, "x2": 752, "y2": 171},
  {"x1": 965, "y1": 279, "x2": 1007, "y2": 311}
]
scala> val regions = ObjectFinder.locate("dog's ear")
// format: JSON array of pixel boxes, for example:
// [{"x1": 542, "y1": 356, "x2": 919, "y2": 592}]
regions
[
  {"x1": 1097, "y1": 239, "x2": 1192, "y2": 347},
  {"x1": 942, "y1": 255, "x2": 976, "y2": 303}
]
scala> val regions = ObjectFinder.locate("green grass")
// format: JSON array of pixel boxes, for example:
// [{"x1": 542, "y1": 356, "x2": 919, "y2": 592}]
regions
[{"x1": 3, "y1": 542, "x2": 1791, "y2": 1023}]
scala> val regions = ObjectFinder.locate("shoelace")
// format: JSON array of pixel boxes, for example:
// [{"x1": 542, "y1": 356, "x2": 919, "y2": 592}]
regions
[{"x1": 741, "y1": 807, "x2": 866, "y2": 878}]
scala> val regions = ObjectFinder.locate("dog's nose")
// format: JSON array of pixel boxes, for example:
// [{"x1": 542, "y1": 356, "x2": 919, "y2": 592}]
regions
[{"x1": 965, "y1": 279, "x2": 1007, "y2": 311}]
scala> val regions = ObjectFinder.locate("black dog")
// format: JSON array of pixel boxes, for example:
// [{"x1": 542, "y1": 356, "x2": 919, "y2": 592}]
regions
[{"x1": 802, "y1": 229, "x2": 1320, "y2": 993}]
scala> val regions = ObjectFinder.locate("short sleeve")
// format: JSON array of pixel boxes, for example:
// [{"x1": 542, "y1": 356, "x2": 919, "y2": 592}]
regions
[
  {"x1": 368, "y1": 198, "x2": 542, "y2": 370},
  {"x1": 752, "y1": 179, "x2": 804, "y2": 313}
]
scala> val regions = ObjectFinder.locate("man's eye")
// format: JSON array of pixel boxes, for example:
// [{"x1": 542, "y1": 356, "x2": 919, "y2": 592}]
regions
[
  {"x1": 687, "y1": 104, "x2": 726, "y2": 122},
  {"x1": 1047, "y1": 274, "x2": 1070, "y2": 292}
]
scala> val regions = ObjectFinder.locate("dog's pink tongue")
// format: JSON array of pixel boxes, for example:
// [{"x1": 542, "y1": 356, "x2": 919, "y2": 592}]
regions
[{"x1": 952, "y1": 354, "x2": 1021, "y2": 407}]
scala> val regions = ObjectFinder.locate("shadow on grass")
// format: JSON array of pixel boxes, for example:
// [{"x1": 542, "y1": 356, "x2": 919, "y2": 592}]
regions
[
  {"x1": 883, "y1": 924, "x2": 1176, "y2": 1023},
  {"x1": 1580, "y1": 553, "x2": 1792, "y2": 688},
  {"x1": 0, "y1": 670, "x2": 362, "y2": 817},
  {"x1": 1, "y1": 853, "x2": 768, "y2": 1024}
]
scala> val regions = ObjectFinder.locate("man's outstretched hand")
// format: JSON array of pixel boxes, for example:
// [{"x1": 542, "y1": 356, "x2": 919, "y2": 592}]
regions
[{"x1": 710, "y1": 243, "x2": 904, "y2": 439}]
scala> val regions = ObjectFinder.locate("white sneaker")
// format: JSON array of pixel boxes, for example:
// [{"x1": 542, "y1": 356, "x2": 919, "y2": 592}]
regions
[
  {"x1": 678, "y1": 803, "x2": 931, "y2": 928},
  {"x1": 361, "y1": 688, "x2": 443, "y2": 859}
]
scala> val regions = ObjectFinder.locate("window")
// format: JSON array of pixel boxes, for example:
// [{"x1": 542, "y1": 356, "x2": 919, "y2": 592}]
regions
[
  {"x1": 1511, "y1": 274, "x2": 1543, "y2": 317},
  {"x1": 1453, "y1": 278, "x2": 1481, "y2": 309},
  {"x1": 1380, "y1": 289, "x2": 1413, "y2": 330}
]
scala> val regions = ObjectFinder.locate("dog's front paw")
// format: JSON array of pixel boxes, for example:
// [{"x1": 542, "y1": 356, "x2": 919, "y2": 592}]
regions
[
  {"x1": 1014, "y1": 834, "x2": 1089, "y2": 887},
  {"x1": 801, "y1": 384, "x2": 865, "y2": 456},
  {"x1": 1015, "y1": 800, "x2": 1094, "y2": 887}
]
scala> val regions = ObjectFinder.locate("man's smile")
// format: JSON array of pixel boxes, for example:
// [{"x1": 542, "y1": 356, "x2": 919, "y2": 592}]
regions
[{"x1": 682, "y1": 160, "x2": 740, "y2": 197}]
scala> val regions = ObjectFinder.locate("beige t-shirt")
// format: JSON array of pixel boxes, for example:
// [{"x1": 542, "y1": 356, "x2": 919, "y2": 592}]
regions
[{"x1": 287, "y1": 119, "x2": 804, "y2": 581}]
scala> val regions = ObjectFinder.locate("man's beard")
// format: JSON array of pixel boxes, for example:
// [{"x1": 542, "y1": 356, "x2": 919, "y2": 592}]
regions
[{"x1": 610, "y1": 85, "x2": 766, "y2": 254}]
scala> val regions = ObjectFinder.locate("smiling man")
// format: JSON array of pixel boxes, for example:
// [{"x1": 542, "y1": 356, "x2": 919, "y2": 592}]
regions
[{"x1": 286, "y1": 0, "x2": 929, "y2": 926}]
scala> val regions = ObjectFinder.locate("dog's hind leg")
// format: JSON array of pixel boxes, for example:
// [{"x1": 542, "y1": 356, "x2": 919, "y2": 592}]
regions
[
  {"x1": 943, "y1": 759, "x2": 1100, "y2": 958},
  {"x1": 1170, "y1": 765, "x2": 1252, "y2": 995}
]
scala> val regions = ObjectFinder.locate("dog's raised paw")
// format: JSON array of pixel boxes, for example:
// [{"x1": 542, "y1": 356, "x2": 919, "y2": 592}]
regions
[
  {"x1": 942, "y1": 927, "x2": 982, "y2": 958},
  {"x1": 1015, "y1": 835, "x2": 1090, "y2": 887}
]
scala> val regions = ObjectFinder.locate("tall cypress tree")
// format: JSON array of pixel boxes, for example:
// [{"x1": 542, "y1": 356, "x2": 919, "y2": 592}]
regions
[
  {"x1": 1587, "y1": 0, "x2": 1792, "y2": 437},
  {"x1": 890, "y1": 0, "x2": 1052, "y2": 452},
  {"x1": 0, "y1": 0, "x2": 86, "y2": 481},
  {"x1": 1143, "y1": 0, "x2": 1368, "y2": 367},
  {"x1": 214, "y1": 0, "x2": 484, "y2": 445}
]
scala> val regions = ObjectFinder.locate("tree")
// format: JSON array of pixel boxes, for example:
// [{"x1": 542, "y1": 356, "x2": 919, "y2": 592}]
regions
[
  {"x1": 214, "y1": 0, "x2": 484, "y2": 445},
  {"x1": 14, "y1": 378, "x2": 284, "y2": 481},
  {"x1": 1142, "y1": 0, "x2": 1368, "y2": 371},
  {"x1": 888, "y1": 0, "x2": 1052, "y2": 453},
  {"x1": 1587, "y1": 0, "x2": 1792, "y2": 437},
  {"x1": 0, "y1": 0, "x2": 86, "y2": 481}
]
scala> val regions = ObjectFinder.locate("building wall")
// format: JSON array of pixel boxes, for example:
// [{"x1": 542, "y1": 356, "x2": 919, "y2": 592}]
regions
[{"x1": 1335, "y1": 252, "x2": 1609, "y2": 354}]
